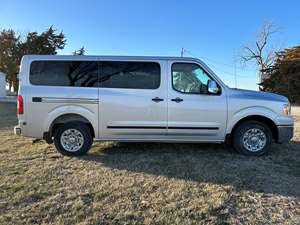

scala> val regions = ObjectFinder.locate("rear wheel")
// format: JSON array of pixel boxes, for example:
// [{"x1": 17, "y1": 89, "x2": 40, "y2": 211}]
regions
[
  {"x1": 233, "y1": 121, "x2": 272, "y2": 156},
  {"x1": 54, "y1": 122, "x2": 93, "y2": 156}
]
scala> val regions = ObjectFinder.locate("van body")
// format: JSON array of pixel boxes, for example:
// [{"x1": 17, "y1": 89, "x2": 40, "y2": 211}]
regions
[{"x1": 14, "y1": 55, "x2": 294, "y2": 156}]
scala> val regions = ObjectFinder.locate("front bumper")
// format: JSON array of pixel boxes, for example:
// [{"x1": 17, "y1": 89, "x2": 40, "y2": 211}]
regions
[{"x1": 276, "y1": 125, "x2": 294, "y2": 143}]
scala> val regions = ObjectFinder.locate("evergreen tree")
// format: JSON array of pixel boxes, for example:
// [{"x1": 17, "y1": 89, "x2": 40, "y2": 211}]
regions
[
  {"x1": 0, "y1": 26, "x2": 66, "y2": 92},
  {"x1": 262, "y1": 46, "x2": 300, "y2": 104},
  {"x1": 0, "y1": 29, "x2": 21, "y2": 91}
]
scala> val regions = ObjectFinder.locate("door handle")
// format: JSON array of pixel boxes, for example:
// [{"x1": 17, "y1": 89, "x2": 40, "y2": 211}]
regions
[
  {"x1": 171, "y1": 97, "x2": 183, "y2": 103},
  {"x1": 152, "y1": 97, "x2": 164, "y2": 103}
]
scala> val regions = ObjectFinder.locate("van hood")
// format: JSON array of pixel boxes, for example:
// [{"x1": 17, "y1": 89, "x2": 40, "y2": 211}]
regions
[{"x1": 228, "y1": 88, "x2": 289, "y2": 103}]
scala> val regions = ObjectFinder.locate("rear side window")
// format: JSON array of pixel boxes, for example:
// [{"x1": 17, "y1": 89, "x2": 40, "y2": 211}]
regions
[
  {"x1": 30, "y1": 61, "x2": 98, "y2": 87},
  {"x1": 100, "y1": 61, "x2": 160, "y2": 89}
]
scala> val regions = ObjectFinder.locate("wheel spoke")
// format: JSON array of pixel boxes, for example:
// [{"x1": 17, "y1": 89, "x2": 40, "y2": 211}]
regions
[
  {"x1": 60, "y1": 128, "x2": 84, "y2": 152},
  {"x1": 242, "y1": 128, "x2": 266, "y2": 152}
]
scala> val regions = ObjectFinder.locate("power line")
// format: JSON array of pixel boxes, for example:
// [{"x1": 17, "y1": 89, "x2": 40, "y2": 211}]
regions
[
  {"x1": 181, "y1": 48, "x2": 256, "y2": 78},
  {"x1": 184, "y1": 49, "x2": 235, "y2": 68},
  {"x1": 208, "y1": 63, "x2": 252, "y2": 78}
]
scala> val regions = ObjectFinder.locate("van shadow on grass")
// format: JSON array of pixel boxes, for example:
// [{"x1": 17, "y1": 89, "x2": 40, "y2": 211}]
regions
[{"x1": 82, "y1": 141, "x2": 300, "y2": 198}]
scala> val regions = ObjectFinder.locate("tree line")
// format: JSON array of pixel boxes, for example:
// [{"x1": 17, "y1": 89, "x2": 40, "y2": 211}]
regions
[
  {"x1": 0, "y1": 26, "x2": 84, "y2": 92},
  {"x1": 241, "y1": 22, "x2": 300, "y2": 104}
]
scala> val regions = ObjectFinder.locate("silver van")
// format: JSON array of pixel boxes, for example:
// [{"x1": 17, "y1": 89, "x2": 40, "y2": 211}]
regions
[{"x1": 14, "y1": 55, "x2": 294, "y2": 156}]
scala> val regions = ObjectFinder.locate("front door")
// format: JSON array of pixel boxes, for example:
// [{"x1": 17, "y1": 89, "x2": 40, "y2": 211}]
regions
[
  {"x1": 98, "y1": 60, "x2": 168, "y2": 140},
  {"x1": 167, "y1": 61, "x2": 227, "y2": 141}
]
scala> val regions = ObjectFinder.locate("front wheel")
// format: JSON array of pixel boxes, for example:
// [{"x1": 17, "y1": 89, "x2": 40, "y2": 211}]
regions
[
  {"x1": 54, "y1": 122, "x2": 93, "y2": 156},
  {"x1": 233, "y1": 121, "x2": 272, "y2": 156}
]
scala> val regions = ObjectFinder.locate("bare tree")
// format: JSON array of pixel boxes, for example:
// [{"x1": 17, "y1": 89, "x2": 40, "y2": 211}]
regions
[{"x1": 241, "y1": 22, "x2": 280, "y2": 84}]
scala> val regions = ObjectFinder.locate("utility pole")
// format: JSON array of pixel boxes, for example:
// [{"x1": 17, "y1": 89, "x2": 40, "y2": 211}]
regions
[
  {"x1": 233, "y1": 51, "x2": 238, "y2": 88},
  {"x1": 181, "y1": 48, "x2": 185, "y2": 57},
  {"x1": 234, "y1": 61, "x2": 237, "y2": 88}
]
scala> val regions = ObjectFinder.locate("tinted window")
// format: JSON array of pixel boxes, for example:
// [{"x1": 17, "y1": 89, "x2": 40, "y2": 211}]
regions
[
  {"x1": 30, "y1": 61, "x2": 98, "y2": 87},
  {"x1": 100, "y1": 61, "x2": 160, "y2": 89},
  {"x1": 172, "y1": 63, "x2": 214, "y2": 94}
]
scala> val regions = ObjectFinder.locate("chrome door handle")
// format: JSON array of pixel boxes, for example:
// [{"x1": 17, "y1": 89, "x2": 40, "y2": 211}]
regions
[
  {"x1": 152, "y1": 97, "x2": 164, "y2": 103},
  {"x1": 171, "y1": 97, "x2": 183, "y2": 103}
]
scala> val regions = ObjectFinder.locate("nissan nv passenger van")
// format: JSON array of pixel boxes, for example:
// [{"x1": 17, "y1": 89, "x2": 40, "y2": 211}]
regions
[{"x1": 14, "y1": 55, "x2": 294, "y2": 156}]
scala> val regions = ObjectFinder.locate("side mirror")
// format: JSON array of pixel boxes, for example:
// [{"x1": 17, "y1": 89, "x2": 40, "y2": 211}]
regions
[{"x1": 207, "y1": 80, "x2": 220, "y2": 94}]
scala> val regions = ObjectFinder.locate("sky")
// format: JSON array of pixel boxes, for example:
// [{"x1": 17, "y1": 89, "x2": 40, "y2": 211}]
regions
[{"x1": 1, "y1": 0, "x2": 300, "y2": 90}]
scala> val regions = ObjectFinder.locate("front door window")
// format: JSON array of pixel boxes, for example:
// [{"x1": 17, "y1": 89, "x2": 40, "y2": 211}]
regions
[{"x1": 172, "y1": 63, "x2": 215, "y2": 94}]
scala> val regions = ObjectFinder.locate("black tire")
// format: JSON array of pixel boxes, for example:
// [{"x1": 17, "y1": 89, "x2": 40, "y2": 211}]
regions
[
  {"x1": 53, "y1": 122, "x2": 93, "y2": 156},
  {"x1": 233, "y1": 121, "x2": 272, "y2": 156}
]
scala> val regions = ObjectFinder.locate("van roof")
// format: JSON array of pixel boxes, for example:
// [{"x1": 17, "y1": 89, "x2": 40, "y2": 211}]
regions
[{"x1": 22, "y1": 54, "x2": 200, "y2": 62}]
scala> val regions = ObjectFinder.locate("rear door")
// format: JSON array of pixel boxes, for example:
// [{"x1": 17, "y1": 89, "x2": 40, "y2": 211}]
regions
[
  {"x1": 98, "y1": 59, "x2": 168, "y2": 140},
  {"x1": 167, "y1": 61, "x2": 227, "y2": 141}
]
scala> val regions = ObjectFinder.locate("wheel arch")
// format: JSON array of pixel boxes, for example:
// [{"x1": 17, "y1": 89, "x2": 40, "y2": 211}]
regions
[
  {"x1": 229, "y1": 115, "x2": 278, "y2": 142},
  {"x1": 43, "y1": 105, "x2": 98, "y2": 142},
  {"x1": 50, "y1": 113, "x2": 95, "y2": 137}
]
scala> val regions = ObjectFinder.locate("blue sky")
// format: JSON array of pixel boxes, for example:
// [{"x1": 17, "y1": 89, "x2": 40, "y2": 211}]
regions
[{"x1": 1, "y1": 0, "x2": 299, "y2": 90}]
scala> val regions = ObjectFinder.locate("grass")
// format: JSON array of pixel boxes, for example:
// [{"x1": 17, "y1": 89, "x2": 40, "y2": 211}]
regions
[{"x1": 0, "y1": 103, "x2": 299, "y2": 225}]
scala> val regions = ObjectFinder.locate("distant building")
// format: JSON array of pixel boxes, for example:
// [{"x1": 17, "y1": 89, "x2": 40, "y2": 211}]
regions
[{"x1": 0, "y1": 72, "x2": 6, "y2": 98}]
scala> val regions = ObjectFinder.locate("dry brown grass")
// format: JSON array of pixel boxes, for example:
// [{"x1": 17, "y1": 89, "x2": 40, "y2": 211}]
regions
[{"x1": 0, "y1": 103, "x2": 299, "y2": 225}]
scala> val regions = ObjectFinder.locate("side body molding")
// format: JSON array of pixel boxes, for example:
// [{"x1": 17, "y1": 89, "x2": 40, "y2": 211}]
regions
[
  {"x1": 226, "y1": 106, "x2": 278, "y2": 134},
  {"x1": 43, "y1": 105, "x2": 98, "y2": 138}
]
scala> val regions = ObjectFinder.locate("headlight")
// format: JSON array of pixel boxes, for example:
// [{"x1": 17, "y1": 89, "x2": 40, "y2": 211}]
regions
[{"x1": 283, "y1": 103, "x2": 291, "y2": 116}]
